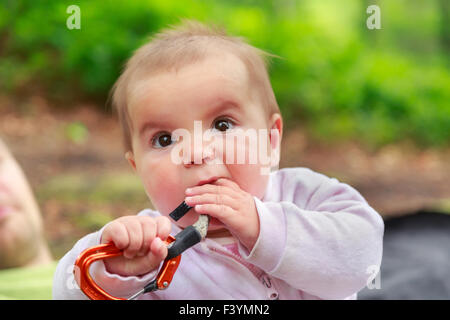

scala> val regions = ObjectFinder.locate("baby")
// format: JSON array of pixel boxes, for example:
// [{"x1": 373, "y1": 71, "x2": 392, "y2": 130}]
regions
[{"x1": 53, "y1": 20, "x2": 384, "y2": 300}]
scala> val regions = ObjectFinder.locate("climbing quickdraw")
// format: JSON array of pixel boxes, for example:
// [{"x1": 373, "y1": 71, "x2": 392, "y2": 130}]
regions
[{"x1": 73, "y1": 202, "x2": 209, "y2": 300}]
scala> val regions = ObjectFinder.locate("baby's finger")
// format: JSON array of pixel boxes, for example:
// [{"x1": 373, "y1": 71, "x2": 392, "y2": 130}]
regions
[
  {"x1": 214, "y1": 178, "x2": 241, "y2": 191},
  {"x1": 137, "y1": 217, "x2": 156, "y2": 256},
  {"x1": 147, "y1": 237, "x2": 168, "y2": 265},
  {"x1": 185, "y1": 183, "x2": 236, "y2": 198},
  {"x1": 185, "y1": 193, "x2": 238, "y2": 210},
  {"x1": 123, "y1": 218, "x2": 143, "y2": 259},
  {"x1": 101, "y1": 222, "x2": 129, "y2": 250},
  {"x1": 194, "y1": 203, "x2": 238, "y2": 224},
  {"x1": 156, "y1": 216, "x2": 172, "y2": 241}
]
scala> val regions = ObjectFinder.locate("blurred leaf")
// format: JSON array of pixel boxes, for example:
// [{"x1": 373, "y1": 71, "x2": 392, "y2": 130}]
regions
[
  {"x1": 65, "y1": 121, "x2": 88, "y2": 144},
  {"x1": 73, "y1": 210, "x2": 113, "y2": 230}
]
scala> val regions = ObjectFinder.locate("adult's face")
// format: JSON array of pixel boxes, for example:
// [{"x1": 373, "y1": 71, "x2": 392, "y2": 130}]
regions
[{"x1": 0, "y1": 139, "x2": 43, "y2": 268}]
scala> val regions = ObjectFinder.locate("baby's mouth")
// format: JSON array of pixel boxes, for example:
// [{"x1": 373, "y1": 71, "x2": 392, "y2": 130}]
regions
[{"x1": 195, "y1": 176, "x2": 221, "y2": 187}]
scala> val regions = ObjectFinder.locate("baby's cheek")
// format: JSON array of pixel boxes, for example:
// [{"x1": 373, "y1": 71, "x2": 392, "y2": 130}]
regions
[
  {"x1": 144, "y1": 174, "x2": 198, "y2": 229},
  {"x1": 222, "y1": 128, "x2": 271, "y2": 166},
  {"x1": 139, "y1": 160, "x2": 180, "y2": 214},
  {"x1": 235, "y1": 164, "x2": 269, "y2": 199},
  {"x1": 147, "y1": 176, "x2": 176, "y2": 212},
  {"x1": 222, "y1": 133, "x2": 269, "y2": 199}
]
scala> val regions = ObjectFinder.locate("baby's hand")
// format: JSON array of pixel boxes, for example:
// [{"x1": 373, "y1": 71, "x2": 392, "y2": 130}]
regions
[
  {"x1": 100, "y1": 216, "x2": 171, "y2": 277},
  {"x1": 185, "y1": 178, "x2": 259, "y2": 251}
]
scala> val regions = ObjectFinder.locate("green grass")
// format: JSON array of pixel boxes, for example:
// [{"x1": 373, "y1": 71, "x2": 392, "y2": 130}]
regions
[
  {"x1": 0, "y1": 262, "x2": 57, "y2": 300},
  {"x1": 431, "y1": 199, "x2": 450, "y2": 215},
  {"x1": 37, "y1": 172, "x2": 149, "y2": 207}
]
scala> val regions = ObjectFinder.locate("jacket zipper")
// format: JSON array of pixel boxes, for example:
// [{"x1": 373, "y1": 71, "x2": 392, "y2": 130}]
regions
[
  {"x1": 208, "y1": 246, "x2": 263, "y2": 278},
  {"x1": 207, "y1": 245, "x2": 279, "y2": 299}
]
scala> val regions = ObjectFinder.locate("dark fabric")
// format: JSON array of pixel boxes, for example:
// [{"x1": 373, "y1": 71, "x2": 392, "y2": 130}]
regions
[{"x1": 359, "y1": 211, "x2": 450, "y2": 300}]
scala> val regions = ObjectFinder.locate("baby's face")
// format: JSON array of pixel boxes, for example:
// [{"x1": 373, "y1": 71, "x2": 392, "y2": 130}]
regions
[{"x1": 126, "y1": 51, "x2": 280, "y2": 231}]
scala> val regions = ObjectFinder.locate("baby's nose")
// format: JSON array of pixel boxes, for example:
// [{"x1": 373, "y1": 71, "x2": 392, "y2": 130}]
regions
[{"x1": 183, "y1": 138, "x2": 216, "y2": 167}]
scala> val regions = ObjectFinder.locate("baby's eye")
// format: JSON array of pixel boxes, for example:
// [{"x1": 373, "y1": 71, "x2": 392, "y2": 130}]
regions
[
  {"x1": 213, "y1": 118, "x2": 234, "y2": 132},
  {"x1": 151, "y1": 132, "x2": 174, "y2": 148}
]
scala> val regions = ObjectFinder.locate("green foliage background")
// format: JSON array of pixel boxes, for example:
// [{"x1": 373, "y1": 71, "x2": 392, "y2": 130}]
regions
[{"x1": 1, "y1": 0, "x2": 449, "y2": 147}]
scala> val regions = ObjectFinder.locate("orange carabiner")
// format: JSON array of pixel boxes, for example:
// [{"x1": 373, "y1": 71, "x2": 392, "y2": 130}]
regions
[{"x1": 73, "y1": 235, "x2": 180, "y2": 300}]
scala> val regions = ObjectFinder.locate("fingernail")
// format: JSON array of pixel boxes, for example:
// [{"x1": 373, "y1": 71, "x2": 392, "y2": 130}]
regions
[
  {"x1": 195, "y1": 204, "x2": 203, "y2": 211},
  {"x1": 185, "y1": 196, "x2": 192, "y2": 204},
  {"x1": 185, "y1": 188, "x2": 192, "y2": 194}
]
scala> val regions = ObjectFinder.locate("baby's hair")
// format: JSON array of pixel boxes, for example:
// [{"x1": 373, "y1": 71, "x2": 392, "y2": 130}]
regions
[{"x1": 110, "y1": 19, "x2": 281, "y2": 152}]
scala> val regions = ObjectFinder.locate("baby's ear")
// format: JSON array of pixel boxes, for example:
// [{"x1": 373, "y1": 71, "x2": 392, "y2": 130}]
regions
[
  {"x1": 269, "y1": 113, "x2": 283, "y2": 150},
  {"x1": 125, "y1": 151, "x2": 137, "y2": 171}
]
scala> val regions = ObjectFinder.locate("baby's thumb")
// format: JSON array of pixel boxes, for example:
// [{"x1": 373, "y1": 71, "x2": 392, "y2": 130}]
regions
[{"x1": 145, "y1": 237, "x2": 168, "y2": 270}]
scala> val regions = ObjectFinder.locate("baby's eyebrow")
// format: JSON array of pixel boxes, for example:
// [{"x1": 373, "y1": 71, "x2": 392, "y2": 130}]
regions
[
  {"x1": 138, "y1": 119, "x2": 173, "y2": 137},
  {"x1": 204, "y1": 99, "x2": 242, "y2": 119},
  {"x1": 138, "y1": 100, "x2": 241, "y2": 137}
]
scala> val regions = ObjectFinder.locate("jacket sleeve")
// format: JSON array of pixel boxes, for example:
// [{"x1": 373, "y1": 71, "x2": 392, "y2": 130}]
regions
[
  {"x1": 238, "y1": 168, "x2": 384, "y2": 299},
  {"x1": 52, "y1": 216, "x2": 159, "y2": 300}
]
